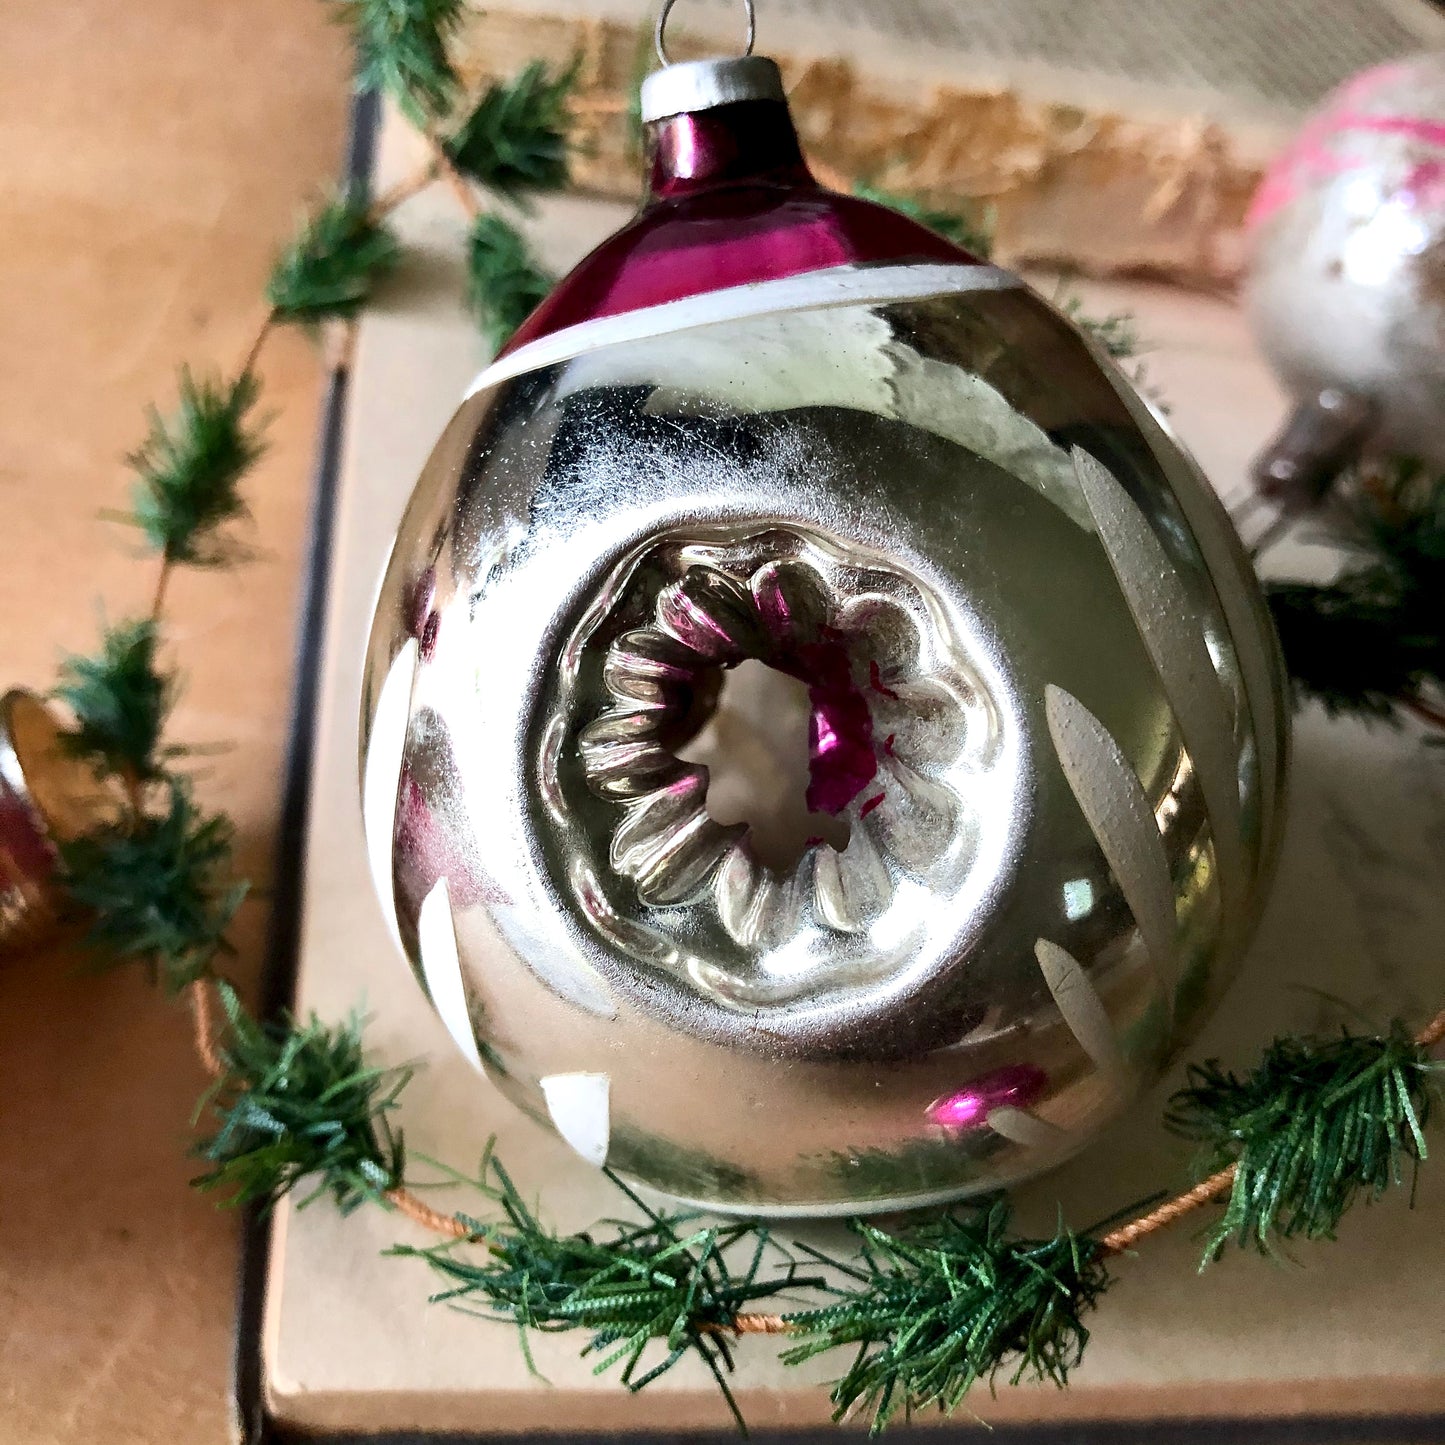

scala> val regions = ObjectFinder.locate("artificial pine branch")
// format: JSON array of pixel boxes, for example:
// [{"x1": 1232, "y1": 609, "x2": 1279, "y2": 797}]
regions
[
  {"x1": 192, "y1": 982, "x2": 411, "y2": 1212},
  {"x1": 126, "y1": 368, "x2": 265, "y2": 567},
  {"x1": 54, "y1": 619, "x2": 173, "y2": 780},
  {"x1": 1266, "y1": 574, "x2": 1438, "y2": 719},
  {"x1": 1059, "y1": 296, "x2": 1142, "y2": 361},
  {"x1": 331, "y1": 0, "x2": 466, "y2": 122},
  {"x1": 1167, "y1": 1023, "x2": 1440, "y2": 1262},
  {"x1": 56, "y1": 779, "x2": 247, "y2": 992},
  {"x1": 852, "y1": 181, "x2": 996, "y2": 260},
  {"x1": 1362, "y1": 454, "x2": 1445, "y2": 571},
  {"x1": 1266, "y1": 459, "x2": 1445, "y2": 721},
  {"x1": 780, "y1": 1199, "x2": 1110, "y2": 1431},
  {"x1": 466, "y1": 212, "x2": 552, "y2": 351},
  {"x1": 445, "y1": 60, "x2": 576, "y2": 202},
  {"x1": 394, "y1": 1151, "x2": 816, "y2": 1433},
  {"x1": 268, "y1": 189, "x2": 401, "y2": 324}
]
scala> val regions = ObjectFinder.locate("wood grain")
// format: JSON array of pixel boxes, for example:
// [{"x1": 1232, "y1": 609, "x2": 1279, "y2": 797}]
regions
[{"x1": 0, "y1": 4, "x2": 348, "y2": 1441}]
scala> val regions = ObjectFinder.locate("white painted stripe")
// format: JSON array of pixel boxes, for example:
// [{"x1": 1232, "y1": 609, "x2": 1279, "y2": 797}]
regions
[
  {"x1": 361, "y1": 639, "x2": 418, "y2": 962},
  {"x1": 1034, "y1": 938, "x2": 1128, "y2": 1080},
  {"x1": 417, "y1": 877, "x2": 484, "y2": 1073},
  {"x1": 464, "y1": 263, "x2": 1021, "y2": 398},
  {"x1": 1045, "y1": 685, "x2": 1179, "y2": 1003},
  {"x1": 540, "y1": 1072, "x2": 612, "y2": 1168},
  {"x1": 1097, "y1": 381, "x2": 1284, "y2": 858},
  {"x1": 987, "y1": 1105, "x2": 1066, "y2": 1150},
  {"x1": 1072, "y1": 448, "x2": 1245, "y2": 911}
]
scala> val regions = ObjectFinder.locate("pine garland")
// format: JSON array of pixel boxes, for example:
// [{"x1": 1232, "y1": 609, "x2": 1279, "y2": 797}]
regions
[
  {"x1": 1168, "y1": 1023, "x2": 1439, "y2": 1261},
  {"x1": 126, "y1": 368, "x2": 265, "y2": 567},
  {"x1": 56, "y1": 781, "x2": 246, "y2": 994},
  {"x1": 394, "y1": 1149, "x2": 817, "y2": 1431},
  {"x1": 1265, "y1": 458, "x2": 1445, "y2": 723},
  {"x1": 781, "y1": 1201, "x2": 1110, "y2": 1430},
  {"x1": 331, "y1": 0, "x2": 467, "y2": 122},
  {"x1": 268, "y1": 188, "x2": 402, "y2": 324},
  {"x1": 193, "y1": 983, "x2": 412, "y2": 1212},
  {"x1": 54, "y1": 619, "x2": 173, "y2": 781},
  {"x1": 30, "y1": 0, "x2": 1445, "y2": 1434},
  {"x1": 1058, "y1": 294, "x2": 1142, "y2": 361},
  {"x1": 466, "y1": 212, "x2": 553, "y2": 350},
  {"x1": 444, "y1": 61, "x2": 576, "y2": 201}
]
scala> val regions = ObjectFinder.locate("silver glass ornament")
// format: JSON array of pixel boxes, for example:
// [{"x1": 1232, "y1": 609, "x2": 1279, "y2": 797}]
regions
[{"x1": 361, "y1": 62, "x2": 1288, "y2": 1216}]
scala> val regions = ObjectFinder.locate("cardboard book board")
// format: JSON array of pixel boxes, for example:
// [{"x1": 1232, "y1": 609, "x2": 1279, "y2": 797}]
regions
[{"x1": 235, "y1": 100, "x2": 1445, "y2": 1445}]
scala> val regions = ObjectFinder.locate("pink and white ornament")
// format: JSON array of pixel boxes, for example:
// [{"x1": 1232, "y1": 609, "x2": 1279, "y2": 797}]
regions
[{"x1": 1248, "y1": 53, "x2": 1445, "y2": 500}]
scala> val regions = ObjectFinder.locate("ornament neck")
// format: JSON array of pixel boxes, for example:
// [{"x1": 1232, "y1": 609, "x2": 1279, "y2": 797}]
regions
[{"x1": 646, "y1": 99, "x2": 814, "y2": 200}]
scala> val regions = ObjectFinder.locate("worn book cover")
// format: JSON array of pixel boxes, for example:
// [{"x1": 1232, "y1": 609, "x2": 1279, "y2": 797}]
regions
[{"x1": 250, "y1": 113, "x2": 1445, "y2": 1439}]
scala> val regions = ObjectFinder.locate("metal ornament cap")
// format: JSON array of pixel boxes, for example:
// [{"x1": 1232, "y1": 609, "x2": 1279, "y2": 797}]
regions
[{"x1": 640, "y1": 56, "x2": 785, "y2": 125}]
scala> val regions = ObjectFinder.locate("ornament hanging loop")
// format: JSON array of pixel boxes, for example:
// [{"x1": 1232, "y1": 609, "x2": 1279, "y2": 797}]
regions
[{"x1": 655, "y1": 0, "x2": 757, "y2": 66}]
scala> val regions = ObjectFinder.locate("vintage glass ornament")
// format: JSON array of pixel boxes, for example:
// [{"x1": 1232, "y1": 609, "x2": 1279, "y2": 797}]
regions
[
  {"x1": 361, "y1": 29, "x2": 1288, "y2": 1214},
  {"x1": 1247, "y1": 52, "x2": 1445, "y2": 504},
  {"x1": 0, "y1": 689, "x2": 119, "y2": 955}
]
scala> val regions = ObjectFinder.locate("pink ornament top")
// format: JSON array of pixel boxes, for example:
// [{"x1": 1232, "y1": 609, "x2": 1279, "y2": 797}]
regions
[{"x1": 502, "y1": 67, "x2": 980, "y2": 353}]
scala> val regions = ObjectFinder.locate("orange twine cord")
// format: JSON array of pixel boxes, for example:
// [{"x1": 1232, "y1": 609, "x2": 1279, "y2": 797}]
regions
[
  {"x1": 1094, "y1": 1003, "x2": 1445, "y2": 1257},
  {"x1": 386, "y1": 1185, "x2": 476, "y2": 1240},
  {"x1": 188, "y1": 977, "x2": 226, "y2": 1080},
  {"x1": 183, "y1": 983, "x2": 1445, "y2": 1335}
]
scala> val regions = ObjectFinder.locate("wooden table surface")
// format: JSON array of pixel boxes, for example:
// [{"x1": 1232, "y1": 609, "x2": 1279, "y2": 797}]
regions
[{"x1": 0, "y1": 5, "x2": 348, "y2": 1441}]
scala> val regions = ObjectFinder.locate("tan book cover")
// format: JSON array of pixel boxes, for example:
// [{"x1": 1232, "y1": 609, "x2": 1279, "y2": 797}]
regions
[
  {"x1": 253, "y1": 112, "x2": 1445, "y2": 1438},
  {"x1": 453, "y1": 0, "x2": 1445, "y2": 283}
]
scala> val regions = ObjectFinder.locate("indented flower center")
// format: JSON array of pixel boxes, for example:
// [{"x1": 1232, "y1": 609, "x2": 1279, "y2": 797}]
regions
[
  {"x1": 677, "y1": 659, "x2": 852, "y2": 871},
  {"x1": 572, "y1": 531, "x2": 978, "y2": 940},
  {"x1": 786, "y1": 632, "x2": 879, "y2": 817},
  {"x1": 549, "y1": 525, "x2": 1011, "y2": 1042}
]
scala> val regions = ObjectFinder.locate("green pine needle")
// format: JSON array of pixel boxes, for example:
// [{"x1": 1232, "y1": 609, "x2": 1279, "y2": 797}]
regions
[
  {"x1": 1168, "y1": 1023, "x2": 1440, "y2": 1263},
  {"x1": 54, "y1": 619, "x2": 173, "y2": 780},
  {"x1": 781, "y1": 1199, "x2": 1109, "y2": 1431},
  {"x1": 394, "y1": 1151, "x2": 816, "y2": 1434},
  {"x1": 445, "y1": 60, "x2": 576, "y2": 201},
  {"x1": 126, "y1": 368, "x2": 265, "y2": 567},
  {"x1": 331, "y1": 0, "x2": 466, "y2": 122},
  {"x1": 1267, "y1": 573, "x2": 1440, "y2": 720},
  {"x1": 1362, "y1": 454, "x2": 1445, "y2": 571},
  {"x1": 1060, "y1": 296, "x2": 1141, "y2": 361},
  {"x1": 466, "y1": 212, "x2": 552, "y2": 351},
  {"x1": 268, "y1": 190, "x2": 401, "y2": 324},
  {"x1": 852, "y1": 182, "x2": 995, "y2": 260},
  {"x1": 56, "y1": 779, "x2": 246, "y2": 992},
  {"x1": 192, "y1": 983, "x2": 410, "y2": 1212},
  {"x1": 1267, "y1": 459, "x2": 1445, "y2": 720}
]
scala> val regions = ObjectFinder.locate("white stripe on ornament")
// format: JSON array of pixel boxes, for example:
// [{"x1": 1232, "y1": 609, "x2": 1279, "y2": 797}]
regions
[
  {"x1": 361, "y1": 638, "x2": 417, "y2": 963},
  {"x1": 987, "y1": 1106, "x2": 1066, "y2": 1149},
  {"x1": 1034, "y1": 937, "x2": 1128, "y2": 1082},
  {"x1": 540, "y1": 1072, "x2": 613, "y2": 1168},
  {"x1": 464, "y1": 263, "x2": 1022, "y2": 398},
  {"x1": 1089, "y1": 368, "x2": 1284, "y2": 862},
  {"x1": 1045, "y1": 684, "x2": 1179, "y2": 1004},
  {"x1": 1071, "y1": 448, "x2": 1245, "y2": 913},
  {"x1": 417, "y1": 877, "x2": 484, "y2": 1073}
]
